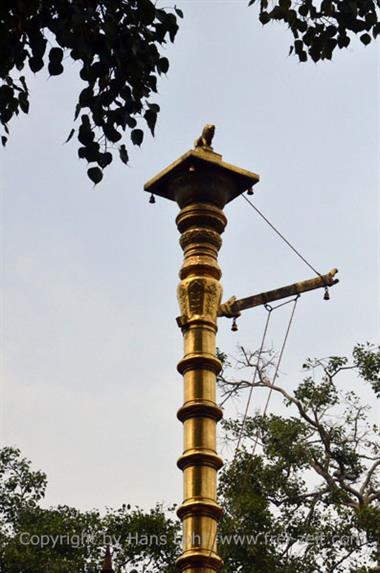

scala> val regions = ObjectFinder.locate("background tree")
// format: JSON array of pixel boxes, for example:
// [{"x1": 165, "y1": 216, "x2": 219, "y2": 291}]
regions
[
  {"x1": 218, "y1": 343, "x2": 380, "y2": 572},
  {"x1": 1, "y1": 345, "x2": 378, "y2": 572},
  {"x1": 0, "y1": 447, "x2": 179, "y2": 572},
  {"x1": 0, "y1": 1, "x2": 378, "y2": 184}
]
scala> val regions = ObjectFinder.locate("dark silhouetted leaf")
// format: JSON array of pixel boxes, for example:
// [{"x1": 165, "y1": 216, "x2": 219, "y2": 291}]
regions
[
  {"x1": 20, "y1": 76, "x2": 28, "y2": 93},
  {"x1": 360, "y1": 33, "x2": 371, "y2": 45},
  {"x1": 139, "y1": 0, "x2": 156, "y2": 25},
  {"x1": 326, "y1": 25, "x2": 337, "y2": 37},
  {"x1": 49, "y1": 47, "x2": 64, "y2": 63},
  {"x1": 144, "y1": 109, "x2": 157, "y2": 135},
  {"x1": 126, "y1": 116, "x2": 137, "y2": 129},
  {"x1": 48, "y1": 62, "x2": 64, "y2": 76},
  {"x1": 18, "y1": 93, "x2": 29, "y2": 113},
  {"x1": 87, "y1": 167, "x2": 103, "y2": 185},
  {"x1": 298, "y1": 4, "x2": 309, "y2": 17},
  {"x1": 64, "y1": 129, "x2": 75, "y2": 143},
  {"x1": 131, "y1": 129, "x2": 144, "y2": 146},
  {"x1": 82, "y1": 142, "x2": 100, "y2": 162},
  {"x1": 158, "y1": 57, "x2": 169, "y2": 74},
  {"x1": 98, "y1": 152, "x2": 113, "y2": 168},
  {"x1": 29, "y1": 58, "x2": 44, "y2": 73},
  {"x1": 174, "y1": 6, "x2": 184, "y2": 18},
  {"x1": 119, "y1": 144, "x2": 129, "y2": 164},
  {"x1": 259, "y1": 11, "x2": 271, "y2": 24},
  {"x1": 103, "y1": 123, "x2": 122, "y2": 143},
  {"x1": 78, "y1": 122, "x2": 94, "y2": 146},
  {"x1": 298, "y1": 50, "x2": 308, "y2": 62}
]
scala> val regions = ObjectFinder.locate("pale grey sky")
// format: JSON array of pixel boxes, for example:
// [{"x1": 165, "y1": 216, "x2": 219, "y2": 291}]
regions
[{"x1": 1, "y1": 1, "x2": 379, "y2": 512}]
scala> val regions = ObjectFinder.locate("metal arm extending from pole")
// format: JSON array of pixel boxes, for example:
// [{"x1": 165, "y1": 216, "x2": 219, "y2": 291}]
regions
[{"x1": 218, "y1": 268, "x2": 339, "y2": 318}]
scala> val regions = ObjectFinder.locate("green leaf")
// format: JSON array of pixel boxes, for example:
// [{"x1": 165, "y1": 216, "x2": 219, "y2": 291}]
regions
[
  {"x1": 78, "y1": 122, "x2": 94, "y2": 146},
  {"x1": 360, "y1": 33, "x2": 371, "y2": 45},
  {"x1": 48, "y1": 62, "x2": 64, "y2": 76},
  {"x1": 298, "y1": 4, "x2": 309, "y2": 17},
  {"x1": 157, "y1": 57, "x2": 169, "y2": 74},
  {"x1": 103, "y1": 123, "x2": 122, "y2": 143},
  {"x1": 326, "y1": 25, "x2": 337, "y2": 37},
  {"x1": 74, "y1": 103, "x2": 81, "y2": 121},
  {"x1": 309, "y1": 46, "x2": 321, "y2": 62},
  {"x1": 131, "y1": 129, "x2": 144, "y2": 146},
  {"x1": 64, "y1": 129, "x2": 75, "y2": 143},
  {"x1": 98, "y1": 152, "x2": 113, "y2": 168},
  {"x1": 294, "y1": 39, "x2": 303, "y2": 54},
  {"x1": 49, "y1": 47, "x2": 64, "y2": 63},
  {"x1": 296, "y1": 19, "x2": 307, "y2": 33},
  {"x1": 119, "y1": 144, "x2": 129, "y2": 165},
  {"x1": 19, "y1": 76, "x2": 28, "y2": 93},
  {"x1": 79, "y1": 87, "x2": 93, "y2": 107},
  {"x1": 126, "y1": 116, "x2": 137, "y2": 129},
  {"x1": 148, "y1": 103, "x2": 160, "y2": 113},
  {"x1": 29, "y1": 57, "x2": 44, "y2": 73},
  {"x1": 18, "y1": 93, "x2": 29, "y2": 114},
  {"x1": 174, "y1": 6, "x2": 184, "y2": 18},
  {"x1": 87, "y1": 167, "x2": 103, "y2": 185},
  {"x1": 139, "y1": 0, "x2": 156, "y2": 25},
  {"x1": 259, "y1": 11, "x2": 271, "y2": 24},
  {"x1": 144, "y1": 109, "x2": 157, "y2": 135},
  {"x1": 298, "y1": 50, "x2": 308, "y2": 62},
  {"x1": 82, "y1": 142, "x2": 100, "y2": 162}
]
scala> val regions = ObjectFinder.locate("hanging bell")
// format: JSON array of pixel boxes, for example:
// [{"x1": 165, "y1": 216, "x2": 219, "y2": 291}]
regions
[
  {"x1": 149, "y1": 193, "x2": 156, "y2": 204},
  {"x1": 231, "y1": 317, "x2": 238, "y2": 332},
  {"x1": 323, "y1": 287, "x2": 330, "y2": 301},
  {"x1": 247, "y1": 187, "x2": 254, "y2": 196}
]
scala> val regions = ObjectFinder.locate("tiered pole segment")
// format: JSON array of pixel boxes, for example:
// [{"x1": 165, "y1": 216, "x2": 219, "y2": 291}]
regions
[{"x1": 144, "y1": 125, "x2": 259, "y2": 573}]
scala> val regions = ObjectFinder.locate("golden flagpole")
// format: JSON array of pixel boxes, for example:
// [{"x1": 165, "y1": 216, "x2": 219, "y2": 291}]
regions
[{"x1": 144, "y1": 125, "x2": 260, "y2": 572}]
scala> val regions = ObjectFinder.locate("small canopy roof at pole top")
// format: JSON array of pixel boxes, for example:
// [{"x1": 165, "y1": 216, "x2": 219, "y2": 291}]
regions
[{"x1": 144, "y1": 146, "x2": 260, "y2": 204}]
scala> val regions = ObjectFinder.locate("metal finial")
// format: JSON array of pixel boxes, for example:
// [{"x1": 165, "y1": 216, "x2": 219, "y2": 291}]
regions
[{"x1": 194, "y1": 124, "x2": 215, "y2": 150}]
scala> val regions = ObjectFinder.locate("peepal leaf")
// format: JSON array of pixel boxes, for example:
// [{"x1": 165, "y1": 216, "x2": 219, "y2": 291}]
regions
[
  {"x1": 131, "y1": 129, "x2": 144, "y2": 146},
  {"x1": 64, "y1": 128, "x2": 75, "y2": 144},
  {"x1": 119, "y1": 144, "x2": 129, "y2": 165},
  {"x1": 87, "y1": 166, "x2": 103, "y2": 185}
]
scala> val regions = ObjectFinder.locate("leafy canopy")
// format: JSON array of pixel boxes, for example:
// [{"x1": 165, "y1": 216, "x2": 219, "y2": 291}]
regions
[
  {"x1": 0, "y1": 344, "x2": 379, "y2": 571},
  {"x1": 0, "y1": 0, "x2": 182, "y2": 184},
  {"x1": 218, "y1": 343, "x2": 380, "y2": 572},
  {"x1": 0, "y1": 447, "x2": 179, "y2": 572},
  {"x1": 0, "y1": 1, "x2": 378, "y2": 184},
  {"x1": 249, "y1": 0, "x2": 379, "y2": 62}
]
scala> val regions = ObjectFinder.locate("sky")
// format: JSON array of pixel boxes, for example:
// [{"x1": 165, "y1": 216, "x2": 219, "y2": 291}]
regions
[{"x1": 1, "y1": 1, "x2": 379, "y2": 513}]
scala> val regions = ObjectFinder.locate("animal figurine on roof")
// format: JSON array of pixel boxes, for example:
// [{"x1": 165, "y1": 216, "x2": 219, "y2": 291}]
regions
[{"x1": 194, "y1": 123, "x2": 215, "y2": 151}]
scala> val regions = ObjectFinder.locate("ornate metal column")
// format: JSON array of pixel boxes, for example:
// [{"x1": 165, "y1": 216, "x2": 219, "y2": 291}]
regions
[{"x1": 144, "y1": 126, "x2": 260, "y2": 572}]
